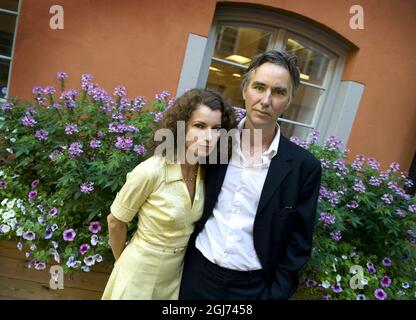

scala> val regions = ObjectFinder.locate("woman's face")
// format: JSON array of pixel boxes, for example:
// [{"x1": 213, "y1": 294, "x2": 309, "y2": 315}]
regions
[{"x1": 185, "y1": 104, "x2": 222, "y2": 159}]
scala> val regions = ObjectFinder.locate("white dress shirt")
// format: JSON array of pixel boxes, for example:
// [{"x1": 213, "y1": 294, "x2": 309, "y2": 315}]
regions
[{"x1": 195, "y1": 117, "x2": 280, "y2": 271}]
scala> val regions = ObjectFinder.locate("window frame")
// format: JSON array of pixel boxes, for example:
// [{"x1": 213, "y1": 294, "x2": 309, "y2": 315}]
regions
[
  {"x1": 195, "y1": 4, "x2": 353, "y2": 140},
  {"x1": 0, "y1": 1, "x2": 21, "y2": 101}
]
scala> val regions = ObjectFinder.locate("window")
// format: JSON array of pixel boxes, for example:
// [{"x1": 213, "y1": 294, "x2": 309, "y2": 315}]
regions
[
  {"x1": 0, "y1": 0, "x2": 20, "y2": 100},
  {"x1": 199, "y1": 4, "x2": 353, "y2": 140}
]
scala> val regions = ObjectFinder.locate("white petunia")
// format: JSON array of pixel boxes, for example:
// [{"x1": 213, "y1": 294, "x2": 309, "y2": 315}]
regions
[
  {"x1": 336, "y1": 274, "x2": 342, "y2": 283},
  {"x1": 321, "y1": 280, "x2": 331, "y2": 289},
  {"x1": 16, "y1": 226, "x2": 24, "y2": 236}
]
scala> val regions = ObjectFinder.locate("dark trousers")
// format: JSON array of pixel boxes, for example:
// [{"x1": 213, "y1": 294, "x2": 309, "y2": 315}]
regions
[{"x1": 179, "y1": 247, "x2": 270, "y2": 300}]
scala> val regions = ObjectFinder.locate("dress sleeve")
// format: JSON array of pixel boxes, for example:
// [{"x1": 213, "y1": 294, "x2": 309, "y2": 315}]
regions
[{"x1": 110, "y1": 158, "x2": 160, "y2": 223}]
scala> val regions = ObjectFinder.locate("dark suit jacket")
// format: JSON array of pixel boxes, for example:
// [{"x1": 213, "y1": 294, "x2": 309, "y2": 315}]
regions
[{"x1": 188, "y1": 134, "x2": 322, "y2": 300}]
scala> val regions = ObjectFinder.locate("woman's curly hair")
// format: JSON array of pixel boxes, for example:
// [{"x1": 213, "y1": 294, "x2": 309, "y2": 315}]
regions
[{"x1": 147, "y1": 88, "x2": 237, "y2": 157}]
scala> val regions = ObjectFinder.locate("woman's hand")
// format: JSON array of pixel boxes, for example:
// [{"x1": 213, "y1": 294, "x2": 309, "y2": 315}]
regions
[{"x1": 107, "y1": 213, "x2": 127, "y2": 261}]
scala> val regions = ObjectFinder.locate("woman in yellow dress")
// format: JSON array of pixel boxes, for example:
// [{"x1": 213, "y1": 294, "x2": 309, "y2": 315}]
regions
[{"x1": 102, "y1": 89, "x2": 236, "y2": 299}]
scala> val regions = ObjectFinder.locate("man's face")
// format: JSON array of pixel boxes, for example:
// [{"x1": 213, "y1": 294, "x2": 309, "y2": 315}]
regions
[{"x1": 242, "y1": 62, "x2": 291, "y2": 130}]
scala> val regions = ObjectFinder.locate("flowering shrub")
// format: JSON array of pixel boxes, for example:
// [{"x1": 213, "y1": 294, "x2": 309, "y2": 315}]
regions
[
  {"x1": 293, "y1": 133, "x2": 416, "y2": 300},
  {"x1": 0, "y1": 72, "x2": 172, "y2": 272}
]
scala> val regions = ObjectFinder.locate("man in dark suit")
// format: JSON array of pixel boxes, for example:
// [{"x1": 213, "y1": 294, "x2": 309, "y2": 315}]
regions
[{"x1": 179, "y1": 50, "x2": 322, "y2": 300}]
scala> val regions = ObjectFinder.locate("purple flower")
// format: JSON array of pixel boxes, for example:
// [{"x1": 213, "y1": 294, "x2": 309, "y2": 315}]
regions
[
  {"x1": 289, "y1": 136, "x2": 301, "y2": 146},
  {"x1": 330, "y1": 230, "x2": 342, "y2": 241},
  {"x1": 119, "y1": 98, "x2": 131, "y2": 112},
  {"x1": 88, "y1": 221, "x2": 101, "y2": 234},
  {"x1": 65, "y1": 123, "x2": 79, "y2": 135},
  {"x1": 388, "y1": 162, "x2": 400, "y2": 173},
  {"x1": 28, "y1": 190, "x2": 38, "y2": 202},
  {"x1": 31, "y1": 179, "x2": 39, "y2": 189},
  {"x1": 81, "y1": 74, "x2": 93, "y2": 90},
  {"x1": 331, "y1": 284, "x2": 343, "y2": 293},
  {"x1": 306, "y1": 130, "x2": 320, "y2": 145},
  {"x1": 113, "y1": 85, "x2": 127, "y2": 97},
  {"x1": 155, "y1": 90, "x2": 170, "y2": 101},
  {"x1": 68, "y1": 142, "x2": 83, "y2": 158},
  {"x1": 43, "y1": 86, "x2": 56, "y2": 95},
  {"x1": 352, "y1": 179, "x2": 366, "y2": 193},
  {"x1": 381, "y1": 194, "x2": 393, "y2": 204},
  {"x1": 367, "y1": 157, "x2": 380, "y2": 171},
  {"x1": 233, "y1": 107, "x2": 246, "y2": 123},
  {"x1": 49, "y1": 207, "x2": 58, "y2": 217},
  {"x1": 56, "y1": 72, "x2": 68, "y2": 80},
  {"x1": 89, "y1": 139, "x2": 101, "y2": 149},
  {"x1": 374, "y1": 288, "x2": 387, "y2": 300},
  {"x1": 356, "y1": 294, "x2": 366, "y2": 300},
  {"x1": 408, "y1": 204, "x2": 416, "y2": 213},
  {"x1": 402, "y1": 282, "x2": 410, "y2": 289},
  {"x1": 133, "y1": 144, "x2": 146, "y2": 155},
  {"x1": 154, "y1": 112, "x2": 164, "y2": 122},
  {"x1": 1, "y1": 101, "x2": 13, "y2": 111},
  {"x1": 22, "y1": 113, "x2": 37, "y2": 127},
  {"x1": 63, "y1": 228, "x2": 76, "y2": 241},
  {"x1": 34, "y1": 261, "x2": 46, "y2": 270},
  {"x1": 49, "y1": 149, "x2": 63, "y2": 160},
  {"x1": 80, "y1": 182, "x2": 94, "y2": 194},
  {"x1": 44, "y1": 228, "x2": 53, "y2": 240},
  {"x1": 23, "y1": 231, "x2": 36, "y2": 241},
  {"x1": 380, "y1": 276, "x2": 392, "y2": 288},
  {"x1": 115, "y1": 136, "x2": 134, "y2": 151},
  {"x1": 395, "y1": 209, "x2": 406, "y2": 218},
  {"x1": 17, "y1": 242, "x2": 23, "y2": 251},
  {"x1": 324, "y1": 136, "x2": 343, "y2": 151},
  {"x1": 132, "y1": 96, "x2": 146, "y2": 112},
  {"x1": 322, "y1": 294, "x2": 332, "y2": 300},
  {"x1": 35, "y1": 129, "x2": 48, "y2": 141},
  {"x1": 346, "y1": 201, "x2": 359, "y2": 209},
  {"x1": 369, "y1": 176, "x2": 382, "y2": 187},
  {"x1": 382, "y1": 257, "x2": 392, "y2": 267},
  {"x1": 368, "y1": 266, "x2": 377, "y2": 275},
  {"x1": 60, "y1": 90, "x2": 78, "y2": 109},
  {"x1": 351, "y1": 155, "x2": 365, "y2": 171},
  {"x1": 32, "y1": 86, "x2": 44, "y2": 95},
  {"x1": 319, "y1": 212, "x2": 336, "y2": 225},
  {"x1": 0, "y1": 180, "x2": 7, "y2": 189},
  {"x1": 97, "y1": 131, "x2": 105, "y2": 138},
  {"x1": 91, "y1": 234, "x2": 99, "y2": 246},
  {"x1": 112, "y1": 113, "x2": 125, "y2": 122},
  {"x1": 306, "y1": 279, "x2": 318, "y2": 287},
  {"x1": 79, "y1": 243, "x2": 90, "y2": 255}
]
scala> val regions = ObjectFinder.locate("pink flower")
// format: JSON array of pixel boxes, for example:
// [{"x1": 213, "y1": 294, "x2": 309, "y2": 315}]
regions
[{"x1": 88, "y1": 221, "x2": 101, "y2": 234}]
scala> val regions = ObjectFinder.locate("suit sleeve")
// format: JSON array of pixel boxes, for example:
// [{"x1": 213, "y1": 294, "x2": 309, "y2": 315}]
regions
[{"x1": 269, "y1": 161, "x2": 322, "y2": 300}]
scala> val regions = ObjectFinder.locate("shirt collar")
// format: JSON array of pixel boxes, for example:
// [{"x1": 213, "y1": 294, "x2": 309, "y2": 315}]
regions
[
  {"x1": 165, "y1": 162, "x2": 183, "y2": 183},
  {"x1": 165, "y1": 161, "x2": 203, "y2": 183},
  {"x1": 237, "y1": 117, "x2": 280, "y2": 160}
]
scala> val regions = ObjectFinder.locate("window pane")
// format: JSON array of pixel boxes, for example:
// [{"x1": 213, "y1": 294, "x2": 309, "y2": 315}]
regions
[
  {"x1": 281, "y1": 84, "x2": 322, "y2": 125},
  {"x1": 0, "y1": 0, "x2": 19, "y2": 12},
  {"x1": 214, "y1": 25, "x2": 271, "y2": 66},
  {"x1": 0, "y1": 58, "x2": 10, "y2": 98},
  {"x1": 0, "y1": 12, "x2": 16, "y2": 57},
  {"x1": 285, "y1": 35, "x2": 330, "y2": 86},
  {"x1": 279, "y1": 122, "x2": 312, "y2": 140},
  {"x1": 206, "y1": 60, "x2": 245, "y2": 107}
]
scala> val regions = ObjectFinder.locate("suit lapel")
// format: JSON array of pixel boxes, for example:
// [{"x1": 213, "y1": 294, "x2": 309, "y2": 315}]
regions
[{"x1": 256, "y1": 136, "x2": 293, "y2": 215}]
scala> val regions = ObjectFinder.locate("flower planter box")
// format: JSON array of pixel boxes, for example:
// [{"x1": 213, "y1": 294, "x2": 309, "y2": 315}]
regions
[{"x1": 0, "y1": 240, "x2": 111, "y2": 300}]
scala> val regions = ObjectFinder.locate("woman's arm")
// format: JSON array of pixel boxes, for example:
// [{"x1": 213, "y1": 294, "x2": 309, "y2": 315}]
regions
[{"x1": 107, "y1": 213, "x2": 127, "y2": 261}]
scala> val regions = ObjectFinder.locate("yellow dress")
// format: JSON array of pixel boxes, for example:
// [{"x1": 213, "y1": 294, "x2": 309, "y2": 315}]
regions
[{"x1": 101, "y1": 156, "x2": 204, "y2": 300}]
